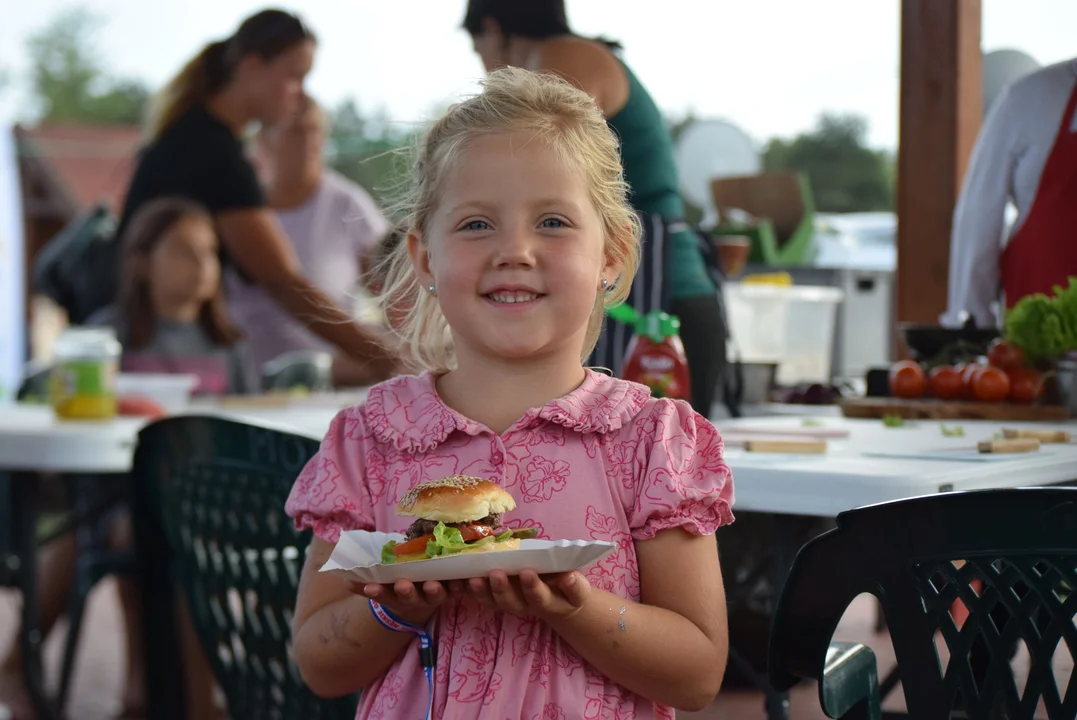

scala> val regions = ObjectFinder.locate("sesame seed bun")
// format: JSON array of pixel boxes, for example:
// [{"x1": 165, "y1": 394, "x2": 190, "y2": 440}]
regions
[{"x1": 397, "y1": 475, "x2": 516, "y2": 524}]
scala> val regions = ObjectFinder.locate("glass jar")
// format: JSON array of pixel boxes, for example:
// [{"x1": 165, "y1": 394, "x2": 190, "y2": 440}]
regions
[{"x1": 49, "y1": 327, "x2": 122, "y2": 420}]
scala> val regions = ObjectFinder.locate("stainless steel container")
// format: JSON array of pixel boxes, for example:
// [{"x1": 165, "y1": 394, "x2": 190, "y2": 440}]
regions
[
  {"x1": 1057, "y1": 358, "x2": 1077, "y2": 416},
  {"x1": 738, "y1": 361, "x2": 779, "y2": 405}
]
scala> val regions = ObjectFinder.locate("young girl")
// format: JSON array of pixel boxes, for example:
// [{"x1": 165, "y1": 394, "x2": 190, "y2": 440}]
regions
[
  {"x1": 287, "y1": 67, "x2": 735, "y2": 719},
  {"x1": 90, "y1": 196, "x2": 253, "y2": 395}
]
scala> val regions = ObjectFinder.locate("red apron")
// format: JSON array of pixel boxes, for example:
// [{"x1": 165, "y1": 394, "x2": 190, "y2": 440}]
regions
[{"x1": 1000, "y1": 81, "x2": 1077, "y2": 307}]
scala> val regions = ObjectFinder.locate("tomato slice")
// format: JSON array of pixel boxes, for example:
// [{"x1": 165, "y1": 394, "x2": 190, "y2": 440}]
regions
[
  {"x1": 393, "y1": 524, "x2": 495, "y2": 556},
  {"x1": 459, "y1": 524, "x2": 494, "y2": 542},
  {"x1": 392, "y1": 534, "x2": 434, "y2": 556}
]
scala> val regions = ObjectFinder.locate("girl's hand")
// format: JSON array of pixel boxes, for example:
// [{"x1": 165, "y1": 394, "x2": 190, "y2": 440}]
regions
[
  {"x1": 348, "y1": 579, "x2": 449, "y2": 626},
  {"x1": 465, "y1": 569, "x2": 591, "y2": 620}
]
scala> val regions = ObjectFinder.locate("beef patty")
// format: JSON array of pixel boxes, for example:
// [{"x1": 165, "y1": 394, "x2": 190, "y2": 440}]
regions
[{"x1": 405, "y1": 514, "x2": 501, "y2": 540}]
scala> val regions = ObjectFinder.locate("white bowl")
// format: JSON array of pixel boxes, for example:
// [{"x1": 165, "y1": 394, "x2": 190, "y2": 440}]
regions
[{"x1": 116, "y1": 373, "x2": 199, "y2": 414}]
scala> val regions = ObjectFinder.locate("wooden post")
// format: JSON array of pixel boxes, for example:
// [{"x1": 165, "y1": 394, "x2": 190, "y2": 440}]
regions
[{"x1": 896, "y1": 0, "x2": 982, "y2": 340}]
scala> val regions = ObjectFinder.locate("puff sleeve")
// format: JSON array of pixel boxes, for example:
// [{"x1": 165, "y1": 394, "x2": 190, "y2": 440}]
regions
[
  {"x1": 285, "y1": 408, "x2": 375, "y2": 543},
  {"x1": 629, "y1": 399, "x2": 735, "y2": 541}
]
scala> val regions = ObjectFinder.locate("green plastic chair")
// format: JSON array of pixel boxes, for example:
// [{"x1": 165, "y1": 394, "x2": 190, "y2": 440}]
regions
[
  {"x1": 769, "y1": 487, "x2": 1077, "y2": 720},
  {"x1": 133, "y1": 416, "x2": 358, "y2": 720}
]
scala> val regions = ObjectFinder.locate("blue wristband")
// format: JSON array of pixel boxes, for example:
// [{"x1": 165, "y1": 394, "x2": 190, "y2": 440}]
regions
[{"x1": 369, "y1": 599, "x2": 436, "y2": 719}]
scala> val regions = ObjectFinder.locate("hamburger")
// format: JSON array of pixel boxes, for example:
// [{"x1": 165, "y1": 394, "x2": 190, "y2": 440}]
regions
[{"x1": 381, "y1": 475, "x2": 536, "y2": 564}]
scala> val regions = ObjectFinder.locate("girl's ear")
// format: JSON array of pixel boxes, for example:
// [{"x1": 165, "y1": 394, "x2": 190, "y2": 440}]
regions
[{"x1": 407, "y1": 229, "x2": 433, "y2": 287}]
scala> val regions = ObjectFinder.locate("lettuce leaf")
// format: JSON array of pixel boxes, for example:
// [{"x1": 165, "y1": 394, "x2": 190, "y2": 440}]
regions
[
  {"x1": 495, "y1": 529, "x2": 514, "y2": 542},
  {"x1": 425, "y1": 522, "x2": 471, "y2": 557},
  {"x1": 381, "y1": 540, "x2": 398, "y2": 565},
  {"x1": 1004, "y1": 281, "x2": 1077, "y2": 362}
]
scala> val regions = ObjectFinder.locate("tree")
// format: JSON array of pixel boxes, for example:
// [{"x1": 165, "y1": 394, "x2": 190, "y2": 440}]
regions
[
  {"x1": 763, "y1": 113, "x2": 893, "y2": 213},
  {"x1": 26, "y1": 6, "x2": 149, "y2": 125},
  {"x1": 327, "y1": 99, "x2": 420, "y2": 212}
]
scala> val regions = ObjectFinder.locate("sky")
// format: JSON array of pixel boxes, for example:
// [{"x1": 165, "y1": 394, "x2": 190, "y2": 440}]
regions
[{"x1": 0, "y1": 0, "x2": 1074, "y2": 151}]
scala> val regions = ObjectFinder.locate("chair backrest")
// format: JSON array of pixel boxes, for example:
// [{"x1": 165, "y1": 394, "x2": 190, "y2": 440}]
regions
[
  {"x1": 770, "y1": 488, "x2": 1077, "y2": 720},
  {"x1": 136, "y1": 416, "x2": 357, "y2": 720},
  {"x1": 711, "y1": 172, "x2": 806, "y2": 246}
]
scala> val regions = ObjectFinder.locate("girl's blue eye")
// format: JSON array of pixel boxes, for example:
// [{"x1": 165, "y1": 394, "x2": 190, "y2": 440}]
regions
[
  {"x1": 541, "y1": 218, "x2": 565, "y2": 228},
  {"x1": 464, "y1": 220, "x2": 489, "y2": 231}
]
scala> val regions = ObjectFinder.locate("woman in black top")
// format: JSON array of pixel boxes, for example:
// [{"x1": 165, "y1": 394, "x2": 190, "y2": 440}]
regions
[{"x1": 118, "y1": 9, "x2": 397, "y2": 383}]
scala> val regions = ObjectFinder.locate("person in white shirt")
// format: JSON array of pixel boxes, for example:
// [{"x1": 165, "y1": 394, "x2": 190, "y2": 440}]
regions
[
  {"x1": 227, "y1": 94, "x2": 391, "y2": 385},
  {"x1": 943, "y1": 58, "x2": 1077, "y2": 329}
]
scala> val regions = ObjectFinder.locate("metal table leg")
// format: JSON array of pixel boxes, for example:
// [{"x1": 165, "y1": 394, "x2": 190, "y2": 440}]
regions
[
  {"x1": 4, "y1": 471, "x2": 59, "y2": 720},
  {"x1": 720, "y1": 513, "x2": 803, "y2": 720}
]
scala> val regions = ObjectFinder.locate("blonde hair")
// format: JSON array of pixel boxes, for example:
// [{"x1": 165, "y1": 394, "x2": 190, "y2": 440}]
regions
[{"x1": 379, "y1": 67, "x2": 642, "y2": 373}]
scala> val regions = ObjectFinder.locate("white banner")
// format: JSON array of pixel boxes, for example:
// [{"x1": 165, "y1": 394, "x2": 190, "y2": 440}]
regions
[{"x1": 0, "y1": 124, "x2": 26, "y2": 402}]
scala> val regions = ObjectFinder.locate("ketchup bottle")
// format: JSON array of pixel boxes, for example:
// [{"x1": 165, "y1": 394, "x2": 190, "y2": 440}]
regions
[{"x1": 619, "y1": 311, "x2": 692, "y2": 401}]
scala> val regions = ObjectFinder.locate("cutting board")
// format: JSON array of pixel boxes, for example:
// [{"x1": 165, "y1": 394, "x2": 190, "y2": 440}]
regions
[{"x1": 840, "y1": 397, "x2": 1070, "y2": 421}]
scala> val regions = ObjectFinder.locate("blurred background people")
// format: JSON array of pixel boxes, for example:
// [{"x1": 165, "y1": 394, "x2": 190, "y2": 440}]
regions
[
  {"x1": 114, "y1": 9, "x2": 398, "y2": 383},
  {"x1": 233, "y1": 93, "x2": 390, "y2": 387},
  {"x1": 943, "y1": 56, "x2": 1077, "y2": 328},
  {"x1": 463, "y1": 0, "x2": 726, "y2": 415}
]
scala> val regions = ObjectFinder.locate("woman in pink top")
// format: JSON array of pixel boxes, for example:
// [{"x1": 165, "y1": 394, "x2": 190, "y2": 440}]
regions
[{"x1": 286, "y1": 67, "x2": 735, "y2": 719}]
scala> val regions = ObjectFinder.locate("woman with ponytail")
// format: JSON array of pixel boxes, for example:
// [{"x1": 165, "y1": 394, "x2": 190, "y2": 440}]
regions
[{"x1": 116, "y1": 9, "x2": 399, "y2": 384}]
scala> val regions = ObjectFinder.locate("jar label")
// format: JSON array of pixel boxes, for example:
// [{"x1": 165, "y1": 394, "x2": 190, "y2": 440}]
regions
[
  {"x1": 50, "y1": 359, "x2": 118, "y2": 419},
  {"x1": 51, "y1": 360, "x2": 117, "y2": 398}
]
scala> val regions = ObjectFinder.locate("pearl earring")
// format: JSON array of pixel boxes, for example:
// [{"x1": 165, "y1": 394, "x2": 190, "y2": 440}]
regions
[{"x1": 427, "y1": 284, "x2": 436, "y2": 295}]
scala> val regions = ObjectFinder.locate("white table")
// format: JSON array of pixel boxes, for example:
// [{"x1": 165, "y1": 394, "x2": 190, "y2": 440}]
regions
[
  {"x1": 715, "y1": 415, "x2": 1077, "y2": 516},
  {"x1": 2, "y1": 402, "x2": 1076, "y2": 515},
  {"x1": 0, "y1": 391, "x2": 367, "y2": 474}
]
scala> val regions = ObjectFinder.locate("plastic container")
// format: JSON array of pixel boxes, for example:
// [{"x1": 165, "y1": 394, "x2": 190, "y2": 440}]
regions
[
  {"x1": 116, "y1": 373, "x2": 199, "y2": 414},
  {"x1": 620, "y1": 311, "x2": 691, "y2": 401},
  {"x1": 49, "y1": 327, "x2": 122, "y2": 420},
  {"x1": 723, "y1": 282, "x2": 844, "y2": 385}
]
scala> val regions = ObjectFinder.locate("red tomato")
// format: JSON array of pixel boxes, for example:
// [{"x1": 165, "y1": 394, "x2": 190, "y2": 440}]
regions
[
  {"x1": 889, "y1": 360, "x2": 926, "y2": 399},
  {"x1": 117, "y1": 395, "x2": 167, "y2": 419},
  {"x1": 960, "y1": 363, "x2": 985, "y2": 398},
  {"x1": 392, "y1": 534, "x2": 434, "y2": 556},
  {"x1": 928, "y1": 366, "x2": 964, "y2": 400},
  {"x1": 1007, "y1": 368, "x2": 1044, "y2": 404},
  {"x1": 392, "y1": 524, "x2": 494, "y2": 556},
  {"x1": 458, "y1": 524, "x2": 494, "y2": 542},
  {"x1": 986, "y1": 339, "x2": 1026, "y2": 371},
  {"x1": 971, "y1": 366, "x2": 1011, "y2": 403}
]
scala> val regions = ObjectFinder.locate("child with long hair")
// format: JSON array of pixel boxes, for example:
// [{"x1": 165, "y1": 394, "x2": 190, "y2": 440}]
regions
[
  {"x1": 287, "y1": 67, "x2": 734, "y2": 719},
  {"x1": 0, "y1": 199, "x2": 240, "y2": 720},
  {"x1": 92, "y1": 196, "x2": 253, "y2": 395}
]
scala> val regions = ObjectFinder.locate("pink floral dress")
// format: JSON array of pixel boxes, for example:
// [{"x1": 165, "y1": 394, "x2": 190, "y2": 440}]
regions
[{"x1": 286, "y1": 369, "x2": 735, "y2": 719}]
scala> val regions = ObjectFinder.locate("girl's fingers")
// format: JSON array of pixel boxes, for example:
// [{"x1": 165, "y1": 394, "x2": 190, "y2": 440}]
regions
[
  {"x1": 557, "y1": 571, "x2": 591, "y2": 608},
  {"x1": 519, "y1": 569, "x2": 553, "y2": 609},
  {"x1": 488, "y1": 570, "x2": 526, "y2": 613},
  {"x1": 393, "y1": 579, "x2": 424, "y2": 607},
  {"x1": 421, "y1": 580, "x2": 447, "y2": 605},
  {"x1": 358, "y1": 582, "x2": 384, "y2": 599},
  {"x1": 468, "y1": 576, "x2": 496, "y2": 607},
  {"x1": 447, "y1": 580, "x2": 467, "y2": 599}
]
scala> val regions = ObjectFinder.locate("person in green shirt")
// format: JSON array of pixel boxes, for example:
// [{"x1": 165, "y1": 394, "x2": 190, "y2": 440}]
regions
[{"x1": 463, "y1": 0, "x2": 726, "y2": 414}]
